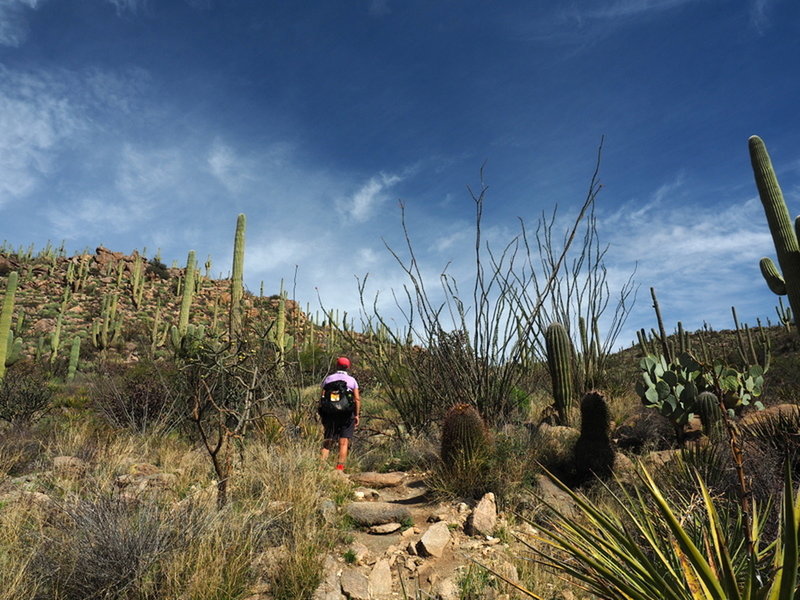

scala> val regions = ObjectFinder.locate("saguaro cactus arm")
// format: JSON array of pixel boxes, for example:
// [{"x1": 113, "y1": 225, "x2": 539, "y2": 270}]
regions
[{"x1": 750, "y1": 135, "x2": 800, "y2": 331}]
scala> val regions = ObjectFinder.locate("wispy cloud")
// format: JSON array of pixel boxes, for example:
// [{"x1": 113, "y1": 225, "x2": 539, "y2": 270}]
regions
[
  {"x1": 0, "y1": 0, "x2": 41, "y2": 47},
  {"x1": 338, "y1": 173, "x2": 402, "y2": 223},
  {"x1": 0, "y1": 67, "x2": 83, "y2": 204},
  {"x1": 368, "y1": 0, "x2": 391, "y2": 17},
  {"x1": 599, "y1": 178, "x2": 776, "y2": 339}
]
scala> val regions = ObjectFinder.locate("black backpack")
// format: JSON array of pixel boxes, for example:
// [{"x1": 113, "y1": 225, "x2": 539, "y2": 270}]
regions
[{"x1": 319, "y1": 379, "x2": 354, "y2": 416}]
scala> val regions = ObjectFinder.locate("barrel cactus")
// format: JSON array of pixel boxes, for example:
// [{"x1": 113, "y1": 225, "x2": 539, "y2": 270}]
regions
[
  {"x1": 573, "y1": 390, "x2": 615, "y2": 484},
  {"x1": 441, "y1": 402, "x2": 489, "y2": 469},
  {"x1": 696, "y1": 390, "x2": 725, "y2": 442}
]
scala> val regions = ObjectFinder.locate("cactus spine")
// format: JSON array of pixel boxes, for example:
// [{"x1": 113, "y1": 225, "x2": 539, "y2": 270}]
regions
[
  {"x1": 750, "y1": 136, "x2": 800, "y2": 333},
  {"x1": 0, "y1": 272, "x2": 19, "y2": 379},
  {"x1": 545, "y1": 322, "x2": 574, "y2": 426},
  {"x1": 229, "y1": 213, "x2": 246, "y2": 340}
]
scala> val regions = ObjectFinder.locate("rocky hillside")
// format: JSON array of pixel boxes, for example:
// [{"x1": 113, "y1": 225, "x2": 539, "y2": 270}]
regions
[{"x1": 0, "y1": 246, "x2": 309, "y2": 368}]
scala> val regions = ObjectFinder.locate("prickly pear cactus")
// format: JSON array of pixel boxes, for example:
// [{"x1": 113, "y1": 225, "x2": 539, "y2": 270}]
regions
[{"x1": 635, "y1": 352, "x2": 703, "y2": 428}]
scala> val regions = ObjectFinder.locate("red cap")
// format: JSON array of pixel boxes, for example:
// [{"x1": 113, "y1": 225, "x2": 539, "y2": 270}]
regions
[{"x1": 336, "y1": 356, "x2": 351, "y2": 369}]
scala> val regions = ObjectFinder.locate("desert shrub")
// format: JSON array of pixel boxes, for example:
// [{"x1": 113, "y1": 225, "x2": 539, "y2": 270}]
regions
[
  {"x1": 146, "y1": 258, "x2": 170, "y2": 280},
  {"x1": 32, "y1": 494, "x2": 203, "y2": 600},
  {"x1": 0, "y1": 425, "x2": 44, "y2": 476},
  {"x1": 0, "y1": 363, "x2": 54, "y2": 425},
  {"x1": 91, "y1": 359, "x2": 185, "y2": 436}
]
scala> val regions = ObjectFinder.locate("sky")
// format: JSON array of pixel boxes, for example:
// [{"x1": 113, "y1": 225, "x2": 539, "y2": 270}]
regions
[{"x1": 0, "y1": 0, "x2": 799, "y2": 349}]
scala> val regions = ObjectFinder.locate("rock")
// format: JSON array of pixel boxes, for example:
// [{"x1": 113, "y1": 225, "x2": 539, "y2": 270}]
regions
[
  {"x1": 644, "y1": 449, "x2": 679, "y2": 469},
  {"x1": 340, "y1": 567, "x2": 370, "y2": 600},
  {"x1": 535, "y1": 474, "x2": 578, "y2": 518},
  {"x1": 369, "y1": 522, "x2": 402, "y2": 535},
  {"x1": 312, "y1": 555, "x2": 344, "y2": 600},
  {"x1": 53, "y1": 455, "x2": 88, "y2": 477},
  {"x1": 436, "y1": 576, "x2": 460, "y2": 600},
  {"x1": 348, "y1": 472, "x2": 406, "y2": 488},
  {"x1": 319, "y1": 498, "x2": 337, "y2": 523},
  {"x1": 368, "y1": 559, "x2": 393, "y2": 599},
  {"x1": 349, "y1": 541, "x2": 370, "y2": 566},
  {"x1": 741, "y1": 403, "x2": 800, "y2": 426},
  {"x1": 466, "y1": 492, "x2": 496, "y2": 537},
  {"x1": 416, "y1": 521, "x2": 451, "y2": 558},
  {"x1": 353, "y1": 487, "x2": 380, "y2": 500},
  {"x1": 345, "y1": 502, "x2": 412, "y2": 526}
]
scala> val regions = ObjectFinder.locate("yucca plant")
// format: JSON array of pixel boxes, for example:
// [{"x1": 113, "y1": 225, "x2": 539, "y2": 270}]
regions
[{"x1": 483, "y1": 462, "x2": 799, "y2": 600}]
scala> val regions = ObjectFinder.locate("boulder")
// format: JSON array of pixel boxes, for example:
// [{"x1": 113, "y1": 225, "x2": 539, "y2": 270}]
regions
[
  {"x1": 466, "y1": 492, "x2": 496, "y2": 537},
  {"x1": 416, "y1": 521, "x2": 451, "y2": 558},
  {"x1": 349, "y1": 472, "x2": 406, "y2": 488},
  {"x1": 368, "y1": 559, "x2": 393, "y2": 599},
  {"x1": 345, "y1": 502, "x2": 411, "y2": 526},
  {"x1": 312, "y1": 555, "x2": 344, "y2": 600},
  {"x1": 340, "y1": 567, "x2": 370, "y2": 600},
  {"x1": 369, "y1": 522, "x2": 402, "y2": 535}
]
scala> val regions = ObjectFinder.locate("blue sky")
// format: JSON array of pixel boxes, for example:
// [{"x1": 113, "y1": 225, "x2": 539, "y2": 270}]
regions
[{"x1": 1, "y1": 0, "x2": 799, "y2": 348}]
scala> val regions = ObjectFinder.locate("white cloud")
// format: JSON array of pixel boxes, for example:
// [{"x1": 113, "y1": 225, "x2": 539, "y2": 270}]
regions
[
  {"x1": 599, "y1": 179, "x2": 778, "y2": 341},
  {"x1": 207, "y1": 139, "x2": 258, "y2": 194},
  {"x1": 338, "y1": 173, "x2": 402, "y2": 223},
  {"x1": 0, "y1": 67, "x2": 83, "y2": 204},
  {"x1": 581, "y1": 0, "x2": 701, "y2": 20}
]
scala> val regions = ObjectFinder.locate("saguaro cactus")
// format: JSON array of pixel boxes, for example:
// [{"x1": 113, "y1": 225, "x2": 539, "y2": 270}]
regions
[
  {"x1": 178, "y1": 250, "x2": 197, "y2": 338},
  {"x1": 229, "y1": 214, "x2": 246, "y2": 340},
  {"x1": 750, "y1": 135, "x2": 800, "y2": 333},
  {"x1": 0, "y1": 272, "x2": 19, "y2": 380},
  {"x1": 545, "y1": 322, "x2": 575, "y2": 426},
  {"x1": 67, "y1": 336, "x2": 81, "y2": 381}
]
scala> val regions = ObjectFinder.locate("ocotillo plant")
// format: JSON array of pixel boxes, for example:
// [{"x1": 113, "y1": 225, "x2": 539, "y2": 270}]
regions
[
  {"x1": 229, "y1": 213, "x2": 246, "y2": 340},
  {"x1": 0, "y1": 271, "x2": 19, "y2": 379},
  {"x1": 545, "y1": 322, "x2": 575, "y2": 426},
  {"x1": 750, "y1": 135, "x2": 800, "y2": 333}
]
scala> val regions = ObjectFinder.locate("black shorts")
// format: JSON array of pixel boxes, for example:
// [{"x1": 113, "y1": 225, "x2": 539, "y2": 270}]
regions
[{"x1": 321, "y1": 413, "x2": 355, "y2": 440}]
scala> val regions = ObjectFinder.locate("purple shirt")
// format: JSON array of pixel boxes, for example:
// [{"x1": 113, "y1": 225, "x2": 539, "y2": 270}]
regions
[{"x1": 322, "y1": 370, "x2": 359, "y2": 391}]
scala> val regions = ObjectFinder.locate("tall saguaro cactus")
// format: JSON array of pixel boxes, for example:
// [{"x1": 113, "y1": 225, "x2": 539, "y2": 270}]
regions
[
  {"x1": 178, "y1": 250, "x2": 197, "y2": 337},
  {"x1": 750, "y1": 135, "x2": 800, "y2": 333},
  {"x1": 229, "y1": 214, "x2": 246, "y2": 340},
  {"x1": 545, "y1": 322, "x2": 575, "y2": 426},
  {"x1": 0, "y1": 272, "x2": 19, "y2": 380}
]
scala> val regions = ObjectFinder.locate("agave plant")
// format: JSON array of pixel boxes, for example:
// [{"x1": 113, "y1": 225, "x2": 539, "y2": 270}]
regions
[{"x1": 481, "y1": 462, "x2": 799, "y2": 600}]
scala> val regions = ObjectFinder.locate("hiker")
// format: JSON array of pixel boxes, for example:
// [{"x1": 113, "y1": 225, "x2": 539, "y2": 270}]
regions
[{"x1": 319, "y1": 356, "x2": 361, "y2": 471}]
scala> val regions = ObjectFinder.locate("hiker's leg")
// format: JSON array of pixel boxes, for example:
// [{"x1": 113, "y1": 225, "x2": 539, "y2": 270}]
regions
[
  {"x1": 321, "y1": 438, "x2": 334, "y2": 461},
  {"x1": 337, "y1": 438, "x2": 349, "y2": 465}
]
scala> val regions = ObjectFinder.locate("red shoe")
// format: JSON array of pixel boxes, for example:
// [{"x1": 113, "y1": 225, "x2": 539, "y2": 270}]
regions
[{"x1": 335, "y1": 464, "x2": 345, "y2": 471}]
